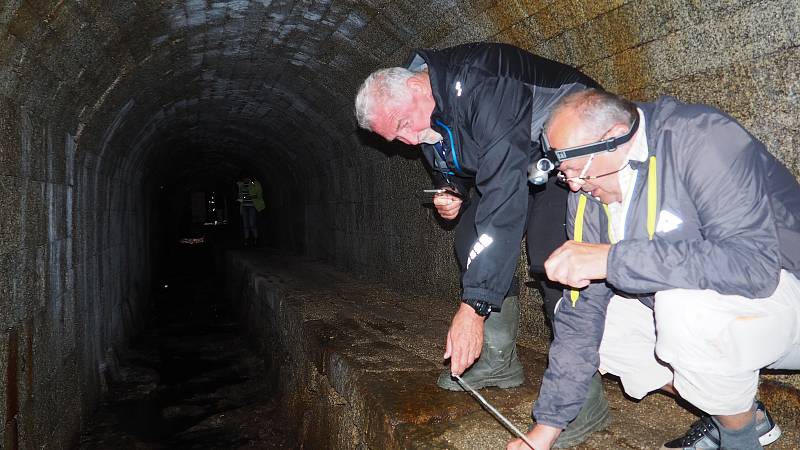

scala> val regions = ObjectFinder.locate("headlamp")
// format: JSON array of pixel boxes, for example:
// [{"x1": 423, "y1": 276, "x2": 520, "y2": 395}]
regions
[{"x1": 528, "y1": 115, "x2": 640, "y2": 185}]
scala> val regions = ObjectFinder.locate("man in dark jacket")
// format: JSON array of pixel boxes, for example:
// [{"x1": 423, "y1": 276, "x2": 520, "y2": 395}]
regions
[
  {"x1": 355, "y1": 43, "x2": 609, "y2": 447},
  {"x1": 509, "y1": 89, "x2": 800, "y2": 450}
]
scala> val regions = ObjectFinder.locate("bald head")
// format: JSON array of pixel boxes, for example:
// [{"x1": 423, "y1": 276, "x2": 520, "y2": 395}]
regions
[{"x1": 544, "y1": 89, "x2": 637, "y2": 143}]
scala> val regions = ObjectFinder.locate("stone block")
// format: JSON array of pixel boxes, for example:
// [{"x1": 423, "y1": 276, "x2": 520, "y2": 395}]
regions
[
  {"x1": 0, "y1": 98, "x2": 21, "y2": 178},
  {"x1": 528, "y1": 2, "x2": 568, "y2": 41},
  {"x1": 786, "y1": 1, "x2": 800, "y2": 47},
  {"x1": 484, "y1": 0, "x2": 528, "y2": 35},
  {"x1": 533, "y1": 34, "x2": 578, "y2": 66},
  {"x1": 0, "y1": 176, "x2": 22, "y2": 254},
  {"x1": 1, "y1": 328, "x2": 20, "y2": 450},
  {"x1": 0, "y1": 330, "x2": 7, "y2": 442},
  {"x1": 644, "y1": 0, "x2": 793, "y2": 85},
  {"x1": 686, "y1": 0, "x2": 764, "y2": 25},
  {"x1": 24, "y1": 181, "x2": 47, "y2": 248},
  {"x1": 14, "y1": 317, "x2": 35, "y2": 448},
  {"x1": 748, "y1": 47, "x2": 800, "y2": 132},
  {"x1": 0, "y1": 250, "x2": 40, "y2": 329},
  {"x1": 456, "y1": 9, "x2": 499, "y2": 42},
  {"x1": 4, "y1": 2, "x2": 42, "y2": 41}
]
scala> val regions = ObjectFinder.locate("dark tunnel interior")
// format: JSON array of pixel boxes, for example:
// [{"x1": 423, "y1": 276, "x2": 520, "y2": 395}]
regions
[{"x1": 2, "y1": 1, "x2": 800, "y2": 448}]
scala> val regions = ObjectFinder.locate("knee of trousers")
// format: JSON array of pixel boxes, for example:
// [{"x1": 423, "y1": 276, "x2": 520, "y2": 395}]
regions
[
  {"x1": 652, "y1": 289, "x2": 704, "y2": 365},
  {"x1": 672, "y1": 369, "x2": 758, "y2": 416}
]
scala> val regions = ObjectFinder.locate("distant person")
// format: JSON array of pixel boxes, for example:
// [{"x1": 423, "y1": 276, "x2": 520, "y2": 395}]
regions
[{"x1": 236, "y1": 173, "x2": 265, "y2": 246}]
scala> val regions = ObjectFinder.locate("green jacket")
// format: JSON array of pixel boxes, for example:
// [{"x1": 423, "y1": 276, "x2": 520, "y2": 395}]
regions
[{"x1": 237, "y1": 179, "x2": 265, "y2": 212}]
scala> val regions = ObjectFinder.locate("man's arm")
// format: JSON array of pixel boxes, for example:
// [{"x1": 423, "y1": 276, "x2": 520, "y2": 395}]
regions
[
  {"x1": 460, "y1": 77, "x2": 533, "y2": 308},
  {"x1": 608, "y1": 107, "x2": 782, "y2": 298},
  {"x1": 444, "y1": 77, "x2": 532, "y2": 376},
  {"x1": 534, "y1": 193, "x2": 614, "y2": 429}
]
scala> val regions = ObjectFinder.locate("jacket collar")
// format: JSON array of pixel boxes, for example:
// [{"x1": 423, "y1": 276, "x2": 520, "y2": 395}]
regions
[
  {"x1": 628, "y1": 101, "x2": 659, "y2": 171},
  {"x1": 405, "y1": 47, "x2": 456, "y2": 125},
  {"x1": 630, "y1": 96, "x2": 685, "y2": 170}
]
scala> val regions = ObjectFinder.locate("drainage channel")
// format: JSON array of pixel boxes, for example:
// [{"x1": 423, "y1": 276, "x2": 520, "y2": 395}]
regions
[{"x1": 78, "y1": 236, "x2": 293, "y2": 449}]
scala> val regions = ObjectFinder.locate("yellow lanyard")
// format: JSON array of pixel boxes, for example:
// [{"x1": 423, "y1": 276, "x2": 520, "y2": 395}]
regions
[{"x1": 569, "y1": 155, "x2": 657, "y2": 306}]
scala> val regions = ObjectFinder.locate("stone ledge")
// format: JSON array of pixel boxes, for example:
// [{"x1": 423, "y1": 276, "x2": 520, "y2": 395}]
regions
[{"x1": 225, "y1": 249, "x2": 800, "y2": 449}]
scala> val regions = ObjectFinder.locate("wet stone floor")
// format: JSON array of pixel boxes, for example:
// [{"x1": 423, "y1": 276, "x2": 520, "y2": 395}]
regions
[{"x1": 78, "y1": 241, "x2": 293, "y2": 449}]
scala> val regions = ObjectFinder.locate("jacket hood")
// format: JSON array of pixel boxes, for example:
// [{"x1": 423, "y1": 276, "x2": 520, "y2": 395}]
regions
[
  {"x1": 629, "y1": 96, "x2": 684, "y2": 168},
  {"x1": 405, "y1": 46, "x2": 463, "y2": 124},
  {"x1": 406, "y1": 43, "x2": 508, "y2": 124}
]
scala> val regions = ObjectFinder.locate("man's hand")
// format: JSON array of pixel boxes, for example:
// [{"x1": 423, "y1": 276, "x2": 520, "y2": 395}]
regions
[
  {"x1": 507, "y1": 424, "x2": 561, "y2": 450},
  {"x1": 544, "y1": 240, "x2": 611, "y2": 288},
  {"x1": 433, "y1": 191, "x2": 462, "y2": 220},
  {"x1": 443, "y1": 303, "x2": 485, "y2": 376}
]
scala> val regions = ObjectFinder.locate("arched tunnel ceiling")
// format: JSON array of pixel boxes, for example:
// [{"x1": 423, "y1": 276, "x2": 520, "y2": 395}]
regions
[
  {"x1": 6, "y1": 1, "x2": 794, "y2": 189},
  {"x1": 3, "y1": 0, "x2": 483, "y2": 186}
]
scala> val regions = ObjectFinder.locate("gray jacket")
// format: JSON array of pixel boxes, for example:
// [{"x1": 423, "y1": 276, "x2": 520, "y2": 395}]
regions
[{"x1": 533, "y1": 96, "x2": 800, "y2": 428}]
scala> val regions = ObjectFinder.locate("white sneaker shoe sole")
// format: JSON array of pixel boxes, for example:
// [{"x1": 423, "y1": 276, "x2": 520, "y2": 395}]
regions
[{"x1": 759, "y1": 424, "x2": 782, "y2": 446}]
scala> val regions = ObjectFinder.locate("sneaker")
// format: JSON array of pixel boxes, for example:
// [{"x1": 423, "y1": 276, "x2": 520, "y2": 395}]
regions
[
  {"x1": 660, "y1": 401, "x2": 782, "y2": 449},
  {"x1": 753, "y1": 401, "x2": 782, "y2": 446}
]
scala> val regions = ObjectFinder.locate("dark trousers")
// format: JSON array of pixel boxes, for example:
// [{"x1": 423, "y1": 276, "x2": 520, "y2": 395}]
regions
[
  {"x1": 240, "y1": 205, "x2": 258, "y2": 238},
  {"x1": 453, "y1": 176, "x2": 568, "y2": 321}
]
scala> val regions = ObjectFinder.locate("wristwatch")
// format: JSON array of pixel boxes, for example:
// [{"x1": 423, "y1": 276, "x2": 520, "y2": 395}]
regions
[{"x1": 463, "y1": 299, "x2": 493, "y2": 317}]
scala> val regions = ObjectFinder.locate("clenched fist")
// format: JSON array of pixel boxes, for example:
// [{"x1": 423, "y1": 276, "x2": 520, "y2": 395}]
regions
[{"x1": 544, "y1": 240, "x2": 611, "y2": 288}]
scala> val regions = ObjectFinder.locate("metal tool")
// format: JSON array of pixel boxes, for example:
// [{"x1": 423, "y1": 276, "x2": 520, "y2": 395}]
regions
[
  {"x1": 454, "y1": 374, "x2": 538, "y2": 450},
  {"x1": 422, "y1": 188, "x2": 464, "y2": 199}
]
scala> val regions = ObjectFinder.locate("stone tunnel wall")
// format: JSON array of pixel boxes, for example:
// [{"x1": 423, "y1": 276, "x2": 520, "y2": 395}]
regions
[{"x1": 0, "y1": 5, "x2": 153, "y2": 449}]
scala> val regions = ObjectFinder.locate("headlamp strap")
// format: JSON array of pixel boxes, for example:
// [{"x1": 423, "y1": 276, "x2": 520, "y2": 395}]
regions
[{"x1": 555, "y1": 114, "x2": 640, "y2": 162}]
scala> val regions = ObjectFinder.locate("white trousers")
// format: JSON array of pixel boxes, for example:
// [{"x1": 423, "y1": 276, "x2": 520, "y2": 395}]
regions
[{"x1": 598, "y1": 270, "x2": 800, "y2": 416}]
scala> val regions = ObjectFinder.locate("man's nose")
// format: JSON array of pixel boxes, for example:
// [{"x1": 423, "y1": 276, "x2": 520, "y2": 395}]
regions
[
  {"x1": 561, "y1": 173, "x2": 586, "y2": 191},
  {"x1": 566, "y1": 178, "x2": 585, "y2": 191}
]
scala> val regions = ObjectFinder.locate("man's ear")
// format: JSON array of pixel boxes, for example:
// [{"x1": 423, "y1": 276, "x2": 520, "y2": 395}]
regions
[
  {"x1": 406, "y1": 74, "x2": 425, "y2": 93},
  {"x1": 605, "y1": 122, "x2": 631, "y2": 140}
]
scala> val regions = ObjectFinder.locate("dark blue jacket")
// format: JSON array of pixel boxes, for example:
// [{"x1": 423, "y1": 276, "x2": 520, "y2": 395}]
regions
[{"x1": 406, "y1": 43, "x2": 599, "y2": 307}]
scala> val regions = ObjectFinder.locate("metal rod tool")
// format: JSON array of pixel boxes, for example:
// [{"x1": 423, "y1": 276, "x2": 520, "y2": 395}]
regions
[{"x1": 453, "y1": 374, "x2": 538, "y2": 449}]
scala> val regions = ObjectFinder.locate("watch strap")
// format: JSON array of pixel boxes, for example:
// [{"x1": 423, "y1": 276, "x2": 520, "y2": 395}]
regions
[{"x1": 463, "y1": 299, "x2": 492, "y2": 317}]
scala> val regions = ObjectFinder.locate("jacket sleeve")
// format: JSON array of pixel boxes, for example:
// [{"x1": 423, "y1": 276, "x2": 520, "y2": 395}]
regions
[
  {"x1": 607, "y1": 107, "x2": 782, "y2": 298},
  {"x1": 460, "y1": 78, "x2": 532, "y2": 307},
  {"x1": 533, "y1": 193, "x2": 614, "y2": 428}
]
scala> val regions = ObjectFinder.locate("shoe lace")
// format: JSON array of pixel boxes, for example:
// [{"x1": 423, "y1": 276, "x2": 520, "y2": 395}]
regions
[{"x1": 681, "y1": 416, "x2": 717, "y2": 445}]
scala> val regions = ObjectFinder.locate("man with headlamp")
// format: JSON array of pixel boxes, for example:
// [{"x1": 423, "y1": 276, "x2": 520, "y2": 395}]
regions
[
  {"x1": 355, "y1": 42, "x2": 609, "y2": 447},
  {"x1": 509, "y1": 89, "x2": 800, "y2": 450}
]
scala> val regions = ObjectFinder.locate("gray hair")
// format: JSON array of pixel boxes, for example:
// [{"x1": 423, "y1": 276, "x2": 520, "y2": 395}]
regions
[
  {"x1": 354, "y1": 67, "x2": 418, "y2": 131},
  {"x1": 544, "y1": 89, "x2": 637, "y2": 139}
]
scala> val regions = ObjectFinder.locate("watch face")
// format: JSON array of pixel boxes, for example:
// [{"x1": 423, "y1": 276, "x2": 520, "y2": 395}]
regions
[{"x1": 474, "y1": 300, "x2": 491, "y2": 316}]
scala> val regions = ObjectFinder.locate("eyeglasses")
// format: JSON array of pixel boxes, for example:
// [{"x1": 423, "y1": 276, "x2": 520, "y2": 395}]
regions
[{"x1": 556, "y1": 158, "x2": 631, "y2": 186}]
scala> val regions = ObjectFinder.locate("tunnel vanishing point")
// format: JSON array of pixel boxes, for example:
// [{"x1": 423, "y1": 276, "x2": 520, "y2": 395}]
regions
[{"x1": 1, "y1": 1, "x2": 800, "y2": 449}]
